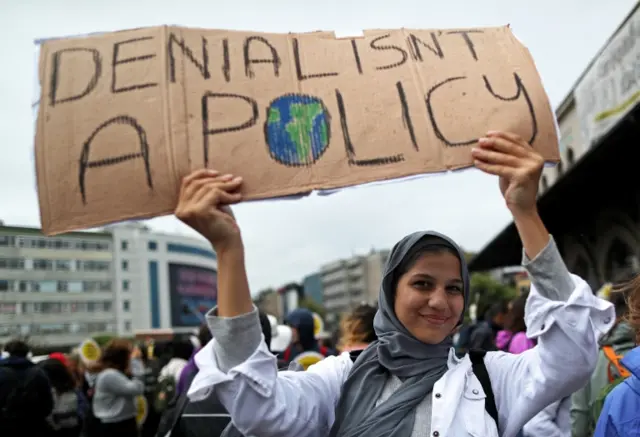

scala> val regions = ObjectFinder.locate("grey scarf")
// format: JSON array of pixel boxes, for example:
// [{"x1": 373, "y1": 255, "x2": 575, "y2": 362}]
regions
[{"x1": 329, "y1": 231, "x2": 470, "y2": 437}]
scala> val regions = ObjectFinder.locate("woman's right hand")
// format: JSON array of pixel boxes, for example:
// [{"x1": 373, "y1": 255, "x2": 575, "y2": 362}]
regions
[{"x1": 175, "y1": 169, "x2": 244, "y2": 253}]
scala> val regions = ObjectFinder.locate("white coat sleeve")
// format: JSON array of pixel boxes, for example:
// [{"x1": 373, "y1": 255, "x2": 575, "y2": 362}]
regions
[
  {"x1": 484, "y1": 237, "x2": 615, "y2": 437},
  {"x1": 187, "y1": 308, "x2": 352, "y2": 437}
]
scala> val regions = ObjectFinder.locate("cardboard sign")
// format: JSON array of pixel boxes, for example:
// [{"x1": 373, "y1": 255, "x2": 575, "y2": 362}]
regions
[{"x1": 35, "y1": 25, "x2": 559, "y2": 235}]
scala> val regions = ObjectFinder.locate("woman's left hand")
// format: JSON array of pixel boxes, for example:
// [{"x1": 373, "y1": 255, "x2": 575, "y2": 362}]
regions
[{"x1": 472, "y1": 131, "x2": 544, "y2": 217}]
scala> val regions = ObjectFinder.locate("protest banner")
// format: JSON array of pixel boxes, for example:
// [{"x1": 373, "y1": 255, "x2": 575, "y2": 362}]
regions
[{"x1": 34, "y1": 25, "x2": 559, "y2": 235}]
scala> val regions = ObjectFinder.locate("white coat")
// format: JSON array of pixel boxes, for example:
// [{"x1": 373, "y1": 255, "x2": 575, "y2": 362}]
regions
[{"x1": 189, "y1": 275, "x2": 613, "y2": 437}]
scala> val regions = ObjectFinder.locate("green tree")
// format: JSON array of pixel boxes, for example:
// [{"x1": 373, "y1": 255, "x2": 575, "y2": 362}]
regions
[
  {"x1": 468, "y1": 272, "x2": 518, "y2": 322},
  {"x1": 298, "y1": 297, "x2": 326, "y2": 319}
]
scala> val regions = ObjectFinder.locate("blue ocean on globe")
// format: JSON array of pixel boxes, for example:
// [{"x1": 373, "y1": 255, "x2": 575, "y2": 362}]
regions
[{"x1": 265, "y1": 94, "x2": 331, "y2": 166}]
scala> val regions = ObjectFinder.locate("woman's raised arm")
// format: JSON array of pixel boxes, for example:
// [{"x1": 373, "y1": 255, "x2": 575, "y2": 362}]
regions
[
  {"x1": 473, "y1": 132, "x2": 615, "y2": 436},
  {"x1": 176, "y1": 170, "x2": 350, "y2": 437}
]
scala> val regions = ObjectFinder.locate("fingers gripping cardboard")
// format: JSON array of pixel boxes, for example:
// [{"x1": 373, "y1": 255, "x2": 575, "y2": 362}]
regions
[{"x1": 35, "y1": 25, "x2": 559, "y2": 235}]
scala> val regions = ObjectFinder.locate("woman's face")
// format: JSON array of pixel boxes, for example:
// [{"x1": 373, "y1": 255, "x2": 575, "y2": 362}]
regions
[{"x1": 394, "y1": 251, "x2": 465, "y2": 344}]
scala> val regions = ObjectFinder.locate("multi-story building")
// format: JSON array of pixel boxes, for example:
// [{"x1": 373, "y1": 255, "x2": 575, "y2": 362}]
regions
[
  {"x1": 106, "y1": 222, "x2": 218, "y2": 336},
  {"x1": 0, "y1": 221, "x2": 218, "y2": 349},
  {"x1": 0, "y1": 225, "x2": 116, "y2": 349},
  {"x1": 321, "y1": 249, "x2": 389, "y2": 328}
]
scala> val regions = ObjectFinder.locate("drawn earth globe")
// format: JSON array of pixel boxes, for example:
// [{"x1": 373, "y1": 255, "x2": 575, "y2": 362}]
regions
[{"x1": 265, "y1": 94, "x2": 331, "y2": 166}]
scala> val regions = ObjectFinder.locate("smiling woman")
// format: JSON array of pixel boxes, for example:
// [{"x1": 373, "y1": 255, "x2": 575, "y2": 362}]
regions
[{"x1": 393, "y1": 242, "x2": 466, "y2": 345}]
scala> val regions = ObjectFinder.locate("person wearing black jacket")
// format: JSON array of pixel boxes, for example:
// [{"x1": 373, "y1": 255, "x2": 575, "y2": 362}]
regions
[
  {"x1": 0, "y1": 339, "x2": 55, "y2": 437},
  {"x1": 156, "y1": 311, "x2": 273, "y2": 437}
]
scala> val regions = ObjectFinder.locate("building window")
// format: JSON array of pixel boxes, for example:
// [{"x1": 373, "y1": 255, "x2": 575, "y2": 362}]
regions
[
  {"x1": 121, "y1": 240, "x2": 128, "y2": 251},
  {"x1": 122, "y1": 260, "x2": 129, "y2": 271},
  {"x1": 123, "y1": 301, "x2": 130, "y2": 312},
  {"x1": 55, "y1": 260, "x2": 71, "y2": 271},
  {"x1": 103, "y1": 301, "x2": 112, "y2": 312},
  {"x1": 0, "y1": 258, "x2": 25, "y2": 270},
  {"x1": 0, "y1": 280, "x2": 10, "y2": 292},
  {"x1": 123, "y1": 280, "x2": 130, "y2": 291},
  {"x1": 57, "y1": 281, "x2": 68, "y2": 292},
  {"x1": 148, "y1": 241, "x2": 157, "y2": 251},
  {"x1": 124, "y1": 321, "x2": 132, "y2": 331},
  {"x1": 33, "y1": 259, "x2": 54, "y2": 271}
]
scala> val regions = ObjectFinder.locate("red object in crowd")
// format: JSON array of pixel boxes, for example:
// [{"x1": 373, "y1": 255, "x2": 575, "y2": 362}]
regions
[{"x1": 49, "y1": 352, "x2": 69, "y2": 367}]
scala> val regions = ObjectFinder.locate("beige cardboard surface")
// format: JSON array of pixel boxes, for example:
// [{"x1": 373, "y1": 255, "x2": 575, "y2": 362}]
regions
[{"x1": 35, "y1": 25, "x2": 559, "y2": 235}]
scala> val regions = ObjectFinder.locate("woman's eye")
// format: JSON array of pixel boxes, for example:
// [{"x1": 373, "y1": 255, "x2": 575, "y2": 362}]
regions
[
  {"x1": 412, "y1": 281, "x2": 432, "y2": 290},
  {"x1": 447, "y1": 285, "x2": 463, "y2": 294}
]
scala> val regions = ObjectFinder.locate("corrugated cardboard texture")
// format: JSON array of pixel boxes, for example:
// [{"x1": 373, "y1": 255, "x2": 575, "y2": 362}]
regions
[{"x1": 35, "y1": 25, "x2": 559, "y2": 235}]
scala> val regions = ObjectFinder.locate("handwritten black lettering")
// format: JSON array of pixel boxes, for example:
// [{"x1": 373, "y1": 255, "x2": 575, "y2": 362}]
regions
[
  {"x1": 446, "y1": 30, "x2": 483, "y2": 61},
  {"x1": 351, "y1": 39, "x2": 363, "y2": 74},
  {"x1": 336, "y1": 89, "x2": 404, "y2": 166},
  {"x1": 396, "y1": 81, "x2": 418, "y2": 151},
  {"x1": 243, "y1": 36, "x2": 281, "y2": 79},
  {"x1": 222, "y1": 38, "x2": 231, "y2": 82},
  {"x1": 426, "y1": 73, "x2": 537, "y2": 147},
  {"x1": 201, "y1": 92, "x2": 259, "y2": 167},
  {"x1": 49, "y1": 48, "x2": 102, "y2": 107},
  {"x1": 407, "y1": 33, "x2": 444, "y2": 61},
  {"x1": 112, "y1": 36, "x2": 158, "y2": 93},
  {"x1": 292, "y1": 38, "x2": 339, "y2": 80},
  {"x1": 370, "y1": 34, "x2": 408, "y2": 70},
  {"x1": 79, "y1": 115, "x2": 152, "y2": 204},
  {"x1": 167, "y1": 33, "x2": 210, "y2": 82},
  {"x1": 483, "y1": 72, "x2": 538, "y2": 144}
]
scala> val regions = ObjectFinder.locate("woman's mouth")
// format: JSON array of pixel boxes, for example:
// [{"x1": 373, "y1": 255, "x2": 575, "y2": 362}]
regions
[{"x1": 420, "y1": 315, "x2": 450, "y2": 326}]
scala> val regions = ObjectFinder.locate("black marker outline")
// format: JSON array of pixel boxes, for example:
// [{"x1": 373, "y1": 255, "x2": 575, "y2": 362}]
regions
[
  {"x1": 336, "y1": 89, "x2": 404, "y2": 166},
  {"x1": 446, "y1": 30, "x2": 483, "y2": 61},
  {"x1": 407, "y1": 32, "x2": 444, "y2": 61},
  {"x1": 263, "y1": 93, "x2": 332, "y2": 167},
  {"x1": 78, "y1": 115, "x2": 152, "y2": 204},
  {"x1": 201, "y1": 92, "x2": 259, "y2": 167},
  {"x1": 396, "y1": 81, "x2": 418, "y2": 151},
  {"x1": 167, "y1": 33, "x2": 211, "y2": 83},
  {"x1": 370, "y1": 33, "x2": 408, "y2": 71},
  {"x1": 351, "y1": 39, "x2": 363, "y2": 74},
  {"x1": 426, "y1": 73, "x2": 538, "y2": 147},
  {"x1": 292, "y1": 38, "x2": 339, "y2": 80},
  {"x1": 49, "y1": 48, "x2": 102, "y2": 107},
  {"x1": 112, "y1": 36, "x2": 158, "y2": 93},
  {"x1": 483, "y1": 72, "x2": 538, "y2": 144},
  {"x1": 222, "y1": 38, "x2": 231, "y2": 82},
  {"x1": 243, "y1": 36, "x2": 281, "y2": 79}
]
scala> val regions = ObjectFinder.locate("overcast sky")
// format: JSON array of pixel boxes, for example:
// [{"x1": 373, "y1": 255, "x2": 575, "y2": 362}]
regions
[{"x1": 0, "y1": 0, "x2": 636, "y2": 294}]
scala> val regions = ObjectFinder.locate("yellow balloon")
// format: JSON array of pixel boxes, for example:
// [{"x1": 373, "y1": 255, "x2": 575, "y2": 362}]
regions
[
  {"x1": 294, "y1": 351, "x2": 325, "y2": 370},
  {"x1": 135, "y1": 395, "x2": 148, "y2": 426},
  {"x1": 312, "y1": 313, "x2": 324, "y2": 337},
  {"x1": 80, "y1": 339, "x2": 101, "y2": 363}
]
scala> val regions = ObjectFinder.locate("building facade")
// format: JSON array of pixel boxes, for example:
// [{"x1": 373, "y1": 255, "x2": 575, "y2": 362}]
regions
[
  {"x1": 0, "y1": 222, "x2": 218, "y2": 349},
  {"x1": 321, "y1": 249, "x2": 388, "y2": 328},
  {"x1": 107, "y1": 222, "x2": 218, "y2": 336},
  {"x1": 0, "y1": 225, "x2": 116, "y2": 348}
]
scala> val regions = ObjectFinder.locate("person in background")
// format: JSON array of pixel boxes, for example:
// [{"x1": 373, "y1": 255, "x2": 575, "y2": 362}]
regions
[
  {"x1": 159, "y1": 339, "x2": 194, "y2": 383},
  {"x1": 572, "y1": 290, "x2": 635, "y2": 436},
  {"x1": 0, "y1": 339, "x2": 54, "y2": 437},
  {"x1": 338, "y1": 303, "x2": 378, "y2": 353},
  {"x1": 468, "y1": 300, "x2": 509, "y2": 351},
  {"x1": 155, "y1": 310, "x2": 273, "y2": 437},
  {"x1": 38, "y1": 358, "x2": 87, "y2": 437},
  {"x1": 92, "y1": 338, "x2": 144, "y2": 437},
  {"x1": 496, "y1": 293, "x2": 536, "y2": 353},
  {"x1": 280, "y1": 308, "x2": 335, "y2": 368},
  {"x1": 593, "y1": 275, "x2": 640, "y2": 437},
  {"x1": 66, "y1": 351, "x2": 85, "y2": 389},
  {"x1": 176, "y1": 323, "x2": 213, "y2": 395}
]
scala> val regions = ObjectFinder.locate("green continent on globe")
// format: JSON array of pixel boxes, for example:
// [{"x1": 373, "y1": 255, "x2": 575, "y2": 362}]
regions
[{"x1": 284, "y1": 102, "x2": 326, "y2": 163}]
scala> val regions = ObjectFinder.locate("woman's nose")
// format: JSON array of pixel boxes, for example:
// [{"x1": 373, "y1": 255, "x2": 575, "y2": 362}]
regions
[{"x1": 428, "y1": 286, "x2": 448, "y2": 311}]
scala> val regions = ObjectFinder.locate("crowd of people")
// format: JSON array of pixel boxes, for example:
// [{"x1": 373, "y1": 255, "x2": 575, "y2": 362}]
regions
[{"x1": 2, "y1": 131, "x2": 639, "y2": 437}]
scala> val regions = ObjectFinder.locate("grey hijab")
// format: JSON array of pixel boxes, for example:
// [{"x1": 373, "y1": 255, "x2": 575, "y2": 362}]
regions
[{"x1": 329, "y1": 231, "x2": 470, "y2": 437}]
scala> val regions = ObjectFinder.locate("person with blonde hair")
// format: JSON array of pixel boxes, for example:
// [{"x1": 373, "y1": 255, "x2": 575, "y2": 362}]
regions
[{"x1": 339, "y1": 304, "x2": 378, "y2": 353}]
